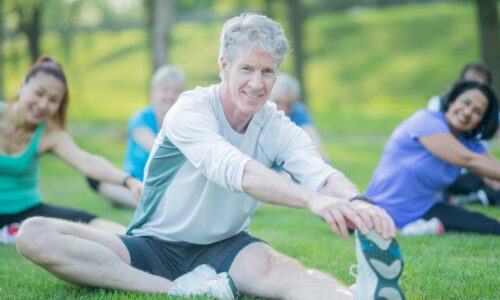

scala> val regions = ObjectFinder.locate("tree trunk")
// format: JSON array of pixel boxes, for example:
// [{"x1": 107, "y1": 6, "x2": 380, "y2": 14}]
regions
[
  {"x1": 264, "y1": 0, "x2": 274, "y2": 19},
  {"x1": 286, "y1": 0, "x2": 307, "y2": 103},
  {"x1": 16, "y1": 2, "x2": 43, "y2": 63},
  {"x1": 0, "y1": 0, "x2": 4, "y2": 100},
  {"x1": 149, "y1": 0, "x2": 175, "y2": 73},
  {"x1": 475, "y1": 0, "x2": 500, "y2": 100},
  {"x1": 60, "y1": 1, "x2": 80, "y2": 62}
]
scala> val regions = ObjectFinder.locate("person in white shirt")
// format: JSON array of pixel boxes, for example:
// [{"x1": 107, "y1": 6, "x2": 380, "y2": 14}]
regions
[{"x1": 16, "y1": 13, "x2": 404, "y2": 300}]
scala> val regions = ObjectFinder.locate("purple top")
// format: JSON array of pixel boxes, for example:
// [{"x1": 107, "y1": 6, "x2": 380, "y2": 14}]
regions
[{"x1": 365, "y1": 110, "x2": 485, "y2": 228}]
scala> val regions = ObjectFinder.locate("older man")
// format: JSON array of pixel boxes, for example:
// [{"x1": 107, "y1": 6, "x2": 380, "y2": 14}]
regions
[{"x1": 17, "y1": 12, "x2": 404, "y2": 300}]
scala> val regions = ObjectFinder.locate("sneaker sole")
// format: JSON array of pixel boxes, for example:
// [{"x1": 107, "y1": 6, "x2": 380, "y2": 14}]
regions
[{"x1": 356, "y1": 230, "x2": 405, "y2": 300}]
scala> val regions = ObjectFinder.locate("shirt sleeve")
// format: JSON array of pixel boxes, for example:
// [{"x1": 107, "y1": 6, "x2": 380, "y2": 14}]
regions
[
  {"x1": 273, "y1": 113, "x2": 338, "y2": 191},
  {"x1": 407, "y1": 110, "x2": 450, "y2": 139},
  {"x1": 128, "y1": 109, "x2": 153, "y2": 134},
  {"x1": 163, "y1": 92, "x2": 250, "y2": 193},
  {"x1": 290, "y1": 102, "x2": 313, "y2": 127}
]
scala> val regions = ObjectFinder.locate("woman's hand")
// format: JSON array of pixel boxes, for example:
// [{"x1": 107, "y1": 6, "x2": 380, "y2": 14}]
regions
[{"x1": 126, "y1": 177, "x2": 143, "y2": 201}]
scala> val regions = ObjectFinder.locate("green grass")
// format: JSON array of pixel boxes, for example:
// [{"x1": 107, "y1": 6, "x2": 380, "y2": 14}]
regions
[
  {"x1": 2, "y1": 2, "x2": 500, "y2": 299},
  {"x1": 1, "y1": 130, "x2": 500, "y2": 299}
]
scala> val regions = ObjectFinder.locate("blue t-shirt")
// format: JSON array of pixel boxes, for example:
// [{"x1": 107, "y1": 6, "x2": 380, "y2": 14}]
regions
[
  {"x1": 365, "y1": 109, "x2": 485, "y2": 228},
  {"x1": 123, "y1": 106, "x2": 158, "y2": 180},
  {"x1": 290, "y1": 102, "x2": 313, "y2": 127}
]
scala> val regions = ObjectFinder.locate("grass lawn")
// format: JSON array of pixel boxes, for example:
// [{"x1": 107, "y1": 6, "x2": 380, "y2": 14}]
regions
[
  {"x1": 1, "y1": 132, "x2": 499, "y2": 299},
  {"x1": 2, "y1": 2, "x2": 500, "y2": 299}
]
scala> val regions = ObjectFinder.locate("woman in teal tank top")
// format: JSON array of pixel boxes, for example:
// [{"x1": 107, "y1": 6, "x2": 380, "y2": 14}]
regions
[{"x1": 0, "y1": 56, "x2": 142, "y2": 241}]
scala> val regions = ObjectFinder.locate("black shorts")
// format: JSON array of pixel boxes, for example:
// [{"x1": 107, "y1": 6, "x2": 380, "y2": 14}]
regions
[
  {"x1": 119, "y1": 231, "x2": 264, "y2": 280},
  {"x1": 86, "y1": 176, "x2": 101, "y2": 191},
  {"x1": 0, "y1": 203, "x2": 97, "y2": 227}
]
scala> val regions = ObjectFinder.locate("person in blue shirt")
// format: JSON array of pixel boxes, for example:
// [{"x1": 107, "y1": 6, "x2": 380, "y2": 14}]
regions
[
  {"x1": 427, "y1": 63, "x2": 500, "y2": 207},
  {"x1": 367, "y1": 80, "x2": 500, "y2": 235},
  {"x1": 270, "y1": 73, "x2": 329, "y2": 162},
  {"x1": 86, "y1": 65, "x2": 186, "y2": 207}
]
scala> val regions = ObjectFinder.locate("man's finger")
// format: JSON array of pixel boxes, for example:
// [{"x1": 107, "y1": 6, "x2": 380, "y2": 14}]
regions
[
  {"x1": 340, "y1": 205, "x2": 368, "y2": 235},
  {"x1": 331, "y1": 210, "x2": 349, "y2": 240}
]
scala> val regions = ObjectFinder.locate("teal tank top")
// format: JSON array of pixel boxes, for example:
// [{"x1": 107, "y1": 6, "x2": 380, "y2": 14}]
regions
[{"x1": 0, "y1": 101, "x2": 47, "y2": 214}]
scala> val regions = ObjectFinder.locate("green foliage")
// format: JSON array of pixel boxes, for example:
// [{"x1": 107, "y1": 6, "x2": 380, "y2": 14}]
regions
[
  {"x1": 306, "y1": 2, "x2": 480, "y2": 133},
  {"x1": 2, "y1": 2, "x2": 484, "y2": 133}
]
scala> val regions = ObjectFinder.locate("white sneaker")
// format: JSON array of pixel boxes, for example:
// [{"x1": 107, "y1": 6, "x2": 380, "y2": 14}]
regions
[
  {"x1": 453, "y1": 189, "x2": 489, "y2": 206},
  {"x1": 400, "y1": 218, "x2": 444, "y2": 237},
  {"x1": 351, "y1": 229, "x2": 404, "y2": 300},
  {"x1": 168, "y1": 264, "x2": 238, "y2": 299},
  {"x1": 0, "y1": 223, "x2": 20, "y2": 245},
  {"x1": 477, "y1": 189, "x2": 489, "y2": 206}
]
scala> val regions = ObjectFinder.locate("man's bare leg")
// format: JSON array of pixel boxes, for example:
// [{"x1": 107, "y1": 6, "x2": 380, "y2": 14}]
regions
[
  {"x1": 16, "y1": 217, "x2": 173, "y2": 292},
  {"x1": 229, "y1": 242, "x2": 352, "y2": 300},
  {"x1": 88, "y1": 218, "x2": 126, "y2": 235}
]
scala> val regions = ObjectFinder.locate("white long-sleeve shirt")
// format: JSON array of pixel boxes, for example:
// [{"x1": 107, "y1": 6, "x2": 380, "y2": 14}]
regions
[{"x1": 128, "y1": 84, "x2": 337, "y2": 244}]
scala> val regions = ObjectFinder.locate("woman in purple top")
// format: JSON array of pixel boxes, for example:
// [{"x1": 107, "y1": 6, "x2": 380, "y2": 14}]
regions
[{"x1": 366, "y1": 80, "x2": 500, "y2": 235}]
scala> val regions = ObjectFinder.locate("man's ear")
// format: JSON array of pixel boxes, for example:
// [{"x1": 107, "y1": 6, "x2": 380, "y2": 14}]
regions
[{"x1": 218, "y1": 56, "x2": 228, "y2": 79}]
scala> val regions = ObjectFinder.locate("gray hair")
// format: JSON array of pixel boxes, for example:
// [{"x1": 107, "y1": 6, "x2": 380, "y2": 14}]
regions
[
  {"x1": 271, "y1": 73, "x2": 301, "y2": 102},
  {"x1": 218, "y1": 12, "x2": 289, "y2": 66},
  {"x1": 150, "y1": 65, "x2": 187, "y2": 92}
]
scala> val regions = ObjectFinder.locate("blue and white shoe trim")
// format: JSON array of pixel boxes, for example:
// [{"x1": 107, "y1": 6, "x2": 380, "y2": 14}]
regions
[{"x1": 356, "y1": 230, "x2": 405, "y2": 300}]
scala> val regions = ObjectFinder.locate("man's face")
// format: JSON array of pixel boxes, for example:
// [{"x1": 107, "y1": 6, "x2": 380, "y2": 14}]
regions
[
  {"x1": 219, "y1": 47, "x2": 278, "y2": 117},
  {"x1": 152, "y1": 79, "x2": 183, "y2": 118},
  {"x1": 463, "y1": 69, "x2": 487, "y2": 84}
]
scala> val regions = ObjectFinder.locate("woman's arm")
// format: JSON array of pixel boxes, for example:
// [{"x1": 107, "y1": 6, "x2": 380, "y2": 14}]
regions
[
  {"x1": 420, "y1": 133, "x2": 500, "y2": 180},
  {"x1": 42, "y1": 128, "x2": 142, "y2": 198},
  {"x1": 131, "y1": 127, "x2": 156, "y2": 152}
]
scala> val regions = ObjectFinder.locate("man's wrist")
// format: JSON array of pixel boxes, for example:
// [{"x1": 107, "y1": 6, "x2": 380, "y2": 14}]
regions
[{"x1": 349, "y1": 194, "x2": 372, "y2": 203}]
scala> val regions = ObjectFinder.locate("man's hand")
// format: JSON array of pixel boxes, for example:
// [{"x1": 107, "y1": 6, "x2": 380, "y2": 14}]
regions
[
  {"x1": 349, "y1": 199, "x2": 396, "y2": 239},
  {"x1": 308, "y1": 196, "x2": 396, "y2": 240}
]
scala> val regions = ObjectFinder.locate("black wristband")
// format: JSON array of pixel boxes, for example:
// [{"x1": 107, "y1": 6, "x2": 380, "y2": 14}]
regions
[
  {"x1": 349, "y1": 194, "x2": 372, "y2": 203},
  {"x1": 122, "y1": 175, "x2": 131, "y2": 188}
]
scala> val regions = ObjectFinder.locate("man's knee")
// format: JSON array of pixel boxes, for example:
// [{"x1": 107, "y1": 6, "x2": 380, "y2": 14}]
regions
[
  {"x1": 252, "y1": 247, "x2": 304, "y2": 281},
  {"x1": 234, "y1": 245, "x2": 309, "y2": 298},
  {"x1": 16, "y1": 217, "x2": 59, "y2": 264}
]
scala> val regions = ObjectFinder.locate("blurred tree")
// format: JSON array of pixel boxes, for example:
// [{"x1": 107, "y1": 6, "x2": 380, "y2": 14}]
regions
[
  {"x1": 52, "y1": 0, "x2": 82, "y2": 62},
  {"x1": 264, "y1": 0, "x2": 274, "y2": 18},
  {"x1": 147, "y1": 0, "x2": 176, "y2": 73},
  {"x1": 475, "y1": 0, "x2": 500, "y2": 100},
  {"x1": 286, "y1": 0, "x2": 307, "y2": 103},
  {"x1": 13, "y1": 0, "x2": 43, "y2": 63}
]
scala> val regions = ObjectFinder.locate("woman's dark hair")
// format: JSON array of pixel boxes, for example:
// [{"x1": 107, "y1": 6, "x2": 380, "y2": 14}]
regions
[
  {"x1": 441, "y1": 80, "x2": 499, "y2": 140},
  {"x1": 23, "y1": 56, "x2": 69, "y2": 128},
  {"x1": 459, "y1": 63, "x2": 492, "y2": 85}
]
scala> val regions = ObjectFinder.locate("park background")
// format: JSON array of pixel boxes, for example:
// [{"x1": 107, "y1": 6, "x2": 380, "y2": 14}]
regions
[{"x1": 1, "y1": 0, "x2": 500, "y2": 299}]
